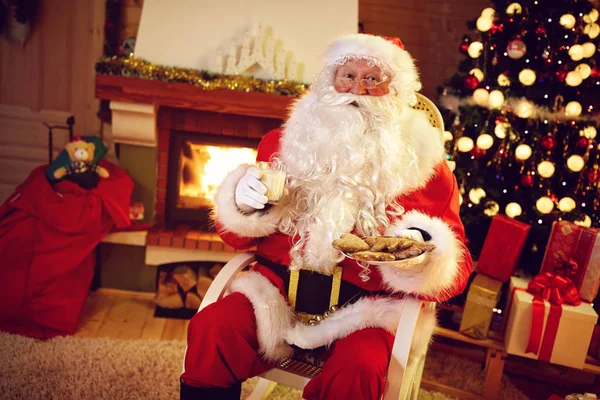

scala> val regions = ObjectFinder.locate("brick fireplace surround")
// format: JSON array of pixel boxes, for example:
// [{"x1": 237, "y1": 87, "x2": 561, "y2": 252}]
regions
[{"x1": 95, "y1": 75, "x2": 296, "y2": 265}]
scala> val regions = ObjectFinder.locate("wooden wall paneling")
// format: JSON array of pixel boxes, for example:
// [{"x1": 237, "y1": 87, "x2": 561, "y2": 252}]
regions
[
  {"x1": 40, "y1": 1, "x2": 72, "y2": 112},
  {"x1": 0, "y1": 0, "x2": 105, "y2": 203}
]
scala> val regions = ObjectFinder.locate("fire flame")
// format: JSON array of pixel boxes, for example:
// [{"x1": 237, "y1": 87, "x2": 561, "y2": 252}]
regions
[{"x1": 179, "y1": 143, "x2": 257, "y2": 208}]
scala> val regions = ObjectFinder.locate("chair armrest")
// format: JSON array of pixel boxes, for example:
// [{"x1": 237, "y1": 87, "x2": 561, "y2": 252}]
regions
[
  {"x1": 197, "y1": 252, "x2": 256, "y2": 312},
  {"x1": 384, "y1": 297, "x2": 424, "y2": 398}
]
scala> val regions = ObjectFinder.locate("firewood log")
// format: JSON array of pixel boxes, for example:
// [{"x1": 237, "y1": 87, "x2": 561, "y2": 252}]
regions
[
  {"x1": 196, "y1": 266, "x2": 214, "y2": 298},
  {"x1": 157, "y1": 271, "x2": 179, "y2": 297},
  {"x1": 172, "y1": 265, "x2": 197, "y2": 292},
  {"x1": 184, "y1": 291, "x2": 202, "y2": 310},
  {"x1": 209, "y1": 263, "x2": 223, "y2": 279},
  {"x1": 154, "y1": 293, "x2": 184, "y2": 309}
]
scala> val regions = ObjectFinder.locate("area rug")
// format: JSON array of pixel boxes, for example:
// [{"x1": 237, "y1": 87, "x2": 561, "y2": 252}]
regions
[{"x1": 0, "y1": 332, "x2": 526, "y2": 399}]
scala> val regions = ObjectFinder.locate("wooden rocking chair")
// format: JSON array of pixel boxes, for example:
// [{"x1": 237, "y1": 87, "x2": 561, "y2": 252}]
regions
[{"x1": 184, "y1": 93, "x2": 446, "y2": 400}]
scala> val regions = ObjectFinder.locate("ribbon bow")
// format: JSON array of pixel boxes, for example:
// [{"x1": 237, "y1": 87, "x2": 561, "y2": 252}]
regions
[
  {"x1": 527, "y1": 271, "x2": 580, "y2": 306},
  {"x1": 525, "y1": 272, "x2": 580, "y2": 360},
  {"x1": 553, "y1": 250, "x2": 579, "y2": 280}
]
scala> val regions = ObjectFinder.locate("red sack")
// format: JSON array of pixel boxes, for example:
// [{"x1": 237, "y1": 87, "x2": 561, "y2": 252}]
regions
[{"x1": 0, "y1": 160, "x2": 133, "y2": 339}]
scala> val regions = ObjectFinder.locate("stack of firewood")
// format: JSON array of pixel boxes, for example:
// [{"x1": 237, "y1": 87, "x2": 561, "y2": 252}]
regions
[{"x1": 154, "y1": 263, "x2": 223, "y2": 310}]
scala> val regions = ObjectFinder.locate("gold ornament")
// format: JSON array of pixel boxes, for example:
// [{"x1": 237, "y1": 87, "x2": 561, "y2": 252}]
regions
[
  {"x1": 95, "y1": 55, "x2": 307, "y2": 97},
  {"x1": 329, "y1": 305, "x2": 340, "y2": 312}
]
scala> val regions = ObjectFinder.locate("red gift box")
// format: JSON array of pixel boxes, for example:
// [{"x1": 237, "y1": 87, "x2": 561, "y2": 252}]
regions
[
  {"x1": 540, "y1": 221, "x2": 600, "y2": 302},
  {"x1": 477, "y1": 215, "x2": 531, "y2": 282}
]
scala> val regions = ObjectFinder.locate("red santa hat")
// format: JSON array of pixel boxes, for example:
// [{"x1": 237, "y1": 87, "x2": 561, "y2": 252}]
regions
[{"x1": 323, "y1": 34, "x2": 422, "y2": 104}]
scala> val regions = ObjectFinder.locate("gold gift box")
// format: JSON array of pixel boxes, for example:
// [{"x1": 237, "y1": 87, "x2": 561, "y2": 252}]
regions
[{"x1": 459, "y1": 273, "x2": 503, "y2": 339}]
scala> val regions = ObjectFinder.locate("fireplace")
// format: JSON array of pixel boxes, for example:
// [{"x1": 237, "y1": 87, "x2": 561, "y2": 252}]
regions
[
  {"x1": 154, "y1": 105, "x2": 283, "y2": 230},
  {"x1": 166, "y1": 130, "x2": 259, "y2": 229}
]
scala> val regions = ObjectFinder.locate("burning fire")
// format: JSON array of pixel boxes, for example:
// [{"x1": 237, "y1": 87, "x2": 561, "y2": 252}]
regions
[{"x1": 178, "y1": 142, "x2": 257, "y2": 208}]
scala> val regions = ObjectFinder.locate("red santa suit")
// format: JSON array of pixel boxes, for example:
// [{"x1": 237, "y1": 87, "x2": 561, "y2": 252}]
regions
[{"x1": 182, "y1": 34, "x2": 473, "y2": 400}]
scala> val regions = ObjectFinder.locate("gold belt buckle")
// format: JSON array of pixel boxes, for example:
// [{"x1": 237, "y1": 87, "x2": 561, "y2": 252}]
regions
[{"x1": 288, "y1": 266, "x2": 343, "y2": 316}]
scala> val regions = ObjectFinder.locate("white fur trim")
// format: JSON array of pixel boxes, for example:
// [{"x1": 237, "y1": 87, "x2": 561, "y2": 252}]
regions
[
  {"x1": 324, "y1": 34, "x2": 421, "y2": 105},
  {"x1": 229, "y1": 272, "x2": 294, "y2": 362},
  {"x1": 399, "y1": 107, "x2": 445, "y2": 193},
  {"x1": 213, "y1": 164, "x2": 285, "y2": 238},
  {"x1": 379, "y1": 210, "x2": 463, "y2": 300},
  {"x1": 284, "y1": 296, "x2": 436, "y2": 357}
]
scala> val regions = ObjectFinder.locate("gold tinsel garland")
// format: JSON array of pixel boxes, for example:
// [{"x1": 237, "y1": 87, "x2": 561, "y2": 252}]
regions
[{"x1": 95, "y1": 55, "x2": 308, "y2": 97}]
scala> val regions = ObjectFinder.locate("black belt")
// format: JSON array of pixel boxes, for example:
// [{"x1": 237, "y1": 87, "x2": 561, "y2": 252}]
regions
[{"x1": 255, "y1": 254, "x2": 388, "y2": 316}]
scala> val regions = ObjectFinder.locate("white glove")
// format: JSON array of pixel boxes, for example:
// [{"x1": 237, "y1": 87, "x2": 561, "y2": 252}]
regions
[
  {"x1": 393, "y1": 228, "x2": 425, "y2": 242},
  {"x1": 235, "y1": 167, "x2": 268, "y2": 213}
]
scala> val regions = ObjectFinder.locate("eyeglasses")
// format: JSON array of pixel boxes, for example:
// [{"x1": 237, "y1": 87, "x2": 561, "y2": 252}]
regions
[{"x1": 336, "y1": 75, "x2": 389, "y2": 90}]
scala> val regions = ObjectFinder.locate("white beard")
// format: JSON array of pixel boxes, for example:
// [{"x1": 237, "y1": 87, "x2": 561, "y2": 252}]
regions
[{"x1": 276, "y1": 79, "x2": 423, "y2": 274}]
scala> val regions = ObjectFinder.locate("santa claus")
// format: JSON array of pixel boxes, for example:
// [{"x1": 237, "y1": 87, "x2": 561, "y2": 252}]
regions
[{"x1": 181, "y1": 34, "x2": 473, "y2": 400}]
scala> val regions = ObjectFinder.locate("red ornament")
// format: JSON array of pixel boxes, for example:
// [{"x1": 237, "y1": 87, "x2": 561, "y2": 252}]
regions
[
  {"x1": 540, "y1": 136, "x2": 556, "y2": 151},
  {"x1": 549, "y1": 194, "x2": 559, "y2": 203},
  {"x1": 459, "y1": 42, "x2": 469, "y2": 54},
  {"x1": 521, "y1": 174, "x2": 534, "y2": 187},
  {"x1": 589, "y1": 168, "x2": 600, "y2": 184},
  {"x1": 471, "y1": 147, "x2": 486, "y2": 159},
  {"x1": 555, "y1": 69, "x2": 568, "y2": 82},
  {"x1": 464, "y1": 75, "x2": 479, "y2": 90},
  {"x1": 577, "y1": 137, "x2": 590, "y2": 149},
  {"x1": 536, "y1": 26, "x2": 547, "y2": 35},
  {"x1": 592, "y1": 67, "x2": 600, "y2": 79},
  {"x1": 507, "y1": 39, "x2": 527, "y2": 59}
]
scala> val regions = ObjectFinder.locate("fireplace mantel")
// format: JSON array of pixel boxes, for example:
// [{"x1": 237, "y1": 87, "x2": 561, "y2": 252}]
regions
[{"x1": 95, "y1": 75, "x2": 296, "y2": 120}]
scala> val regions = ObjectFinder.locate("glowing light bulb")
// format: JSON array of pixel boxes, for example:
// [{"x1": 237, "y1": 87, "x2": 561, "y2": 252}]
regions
[
  {"x1": 505, "y1": 202, "x2": 522, "y2": 218},
  {"x1": 583, "y1": 42, "x2": 597, "y2": 58},
  {"x1": 473, "y1": 88, "x2": 490, "y2": 107},
  {"x1": 576, "y1": 63, "x2": 592, "y2": 79},
  {"x1": 567, "y1": 155, "x2": 585, "y2": 172},
  {"x1": 457, "y1": 136, "x2": 474, "y2": 152},
  {"x1": 537, "y1": 161, "x2": 555, "y2": 178},
  {"x1": 515, "y1": 144, "x2": 532, "y2": 160},
  {"x1": 468, "y1": 188, "x2": 487, "y2": 204},
  {"x1": 558, "y1": 197, "x2": 576, "y2": 212},
  {"x1": 519, "y1": 69, "x2": 536, "y2": 85},
  {"x1": 477, "y1": 16, "x2": 493, "y2": 32},
  {"x1": 506, "y1": 3, "x2": 522, "y2": 15},
  {"x1": 488, "y1": 90, "x2": 505, "y2": 108},
  {"x1": 569, "y1": 44, "x2": 585, "y2": 61},
  {"x1": 536, "y1": 196, "x2": 554, "y2": 214},
  {"x1": 477, "y1": 134, "x2": 494, "y2": 150},
  {"x1": 468, "y1": 42, "x2": 484, "y2": 58},
  {"x1": 560, "y1": 14, "x2": 576, "y2": 29},
  {"x1": 497, "y1": 74, "x2": 510, "y2": 86},
  {"x1": 565, "y1": 101, "x2": 583, "y2": 117},
  {"x1": 469, "y1": 68, "x2": 484, "y2": 82},
  {"x1": 495, "y1": 122, "x2": 509, "y2": 138}
]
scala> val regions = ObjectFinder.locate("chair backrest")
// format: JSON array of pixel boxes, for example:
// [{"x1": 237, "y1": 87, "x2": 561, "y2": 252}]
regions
[
  {"x1": 413, "y1": 93, "x2": 456, "y2": 172},
  {"x1": 413, "y1": 93, "x2": 444, "y2": 133}
]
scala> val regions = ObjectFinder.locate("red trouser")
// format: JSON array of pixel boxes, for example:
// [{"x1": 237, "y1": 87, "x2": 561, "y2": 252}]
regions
[{"x1": 181, "y1": 292, "x2": 394, "y2": 400}]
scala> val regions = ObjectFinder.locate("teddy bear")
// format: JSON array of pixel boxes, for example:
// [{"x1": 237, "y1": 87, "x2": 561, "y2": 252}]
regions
[{"x1": 53, "y1": 137, "x2": 109, "y2": 180}]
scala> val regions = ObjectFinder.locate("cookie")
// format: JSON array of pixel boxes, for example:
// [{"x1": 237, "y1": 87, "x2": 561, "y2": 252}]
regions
[
  {"x1": 367, "y1": 236, "x2": 414, "y2": 252},
  {"x1": 332, "y1": 233, "x2": 370, "y2": 253},
  {"x1": 352, "y1": 251, "x2": 396, "y2": 262},
  {"x1": 393, "y1": 242, "x2": 436, "y2": 260}
]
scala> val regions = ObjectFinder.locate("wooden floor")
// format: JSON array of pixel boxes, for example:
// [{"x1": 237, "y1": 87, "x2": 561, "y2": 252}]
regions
[{"x1": 74, "y1": 288, "x2": 189, "y2": 341}]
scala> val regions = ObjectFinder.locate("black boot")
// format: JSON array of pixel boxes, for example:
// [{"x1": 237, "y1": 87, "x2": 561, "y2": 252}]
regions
[{"x1": 180, "y1": 378, "x2": 242, "y2": 400}]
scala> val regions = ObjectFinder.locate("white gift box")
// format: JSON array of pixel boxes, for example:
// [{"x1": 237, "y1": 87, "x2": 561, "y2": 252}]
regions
[{"x1": 504, "y1": 277, "x2": 598, "y2": 369}]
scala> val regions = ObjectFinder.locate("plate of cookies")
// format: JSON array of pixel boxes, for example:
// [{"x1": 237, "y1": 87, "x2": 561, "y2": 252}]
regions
[{"x1": 332, "y1": 233, "x2": 436, "y2": 268}]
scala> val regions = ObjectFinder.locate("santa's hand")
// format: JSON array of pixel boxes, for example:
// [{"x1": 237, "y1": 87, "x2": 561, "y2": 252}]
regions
[
  {"x1": 235, "y1": 167, "x2": 268, "y2": 213},
  {"x1": 393, "y1": 228, "x2": 425, "y2": 242}
]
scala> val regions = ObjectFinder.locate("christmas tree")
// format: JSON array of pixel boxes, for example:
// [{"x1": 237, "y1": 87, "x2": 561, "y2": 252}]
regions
[{"x1": 439, "y1": 0, "x2": 600, "y2": 269}]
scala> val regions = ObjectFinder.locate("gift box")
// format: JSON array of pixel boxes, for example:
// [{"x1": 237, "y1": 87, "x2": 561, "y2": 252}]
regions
[
  {"x1": 505, "y1": 276, "x2": 597, "y2": 369},
  {"x1": 477, "y1": 215, "x2": 531, "y2": 282},
  {"x1": 540, "y1": 220, "x2": 600, "y2": 302},
  {"x1": 459, "y1": 273, "x2": 503, "y2": 339}
]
